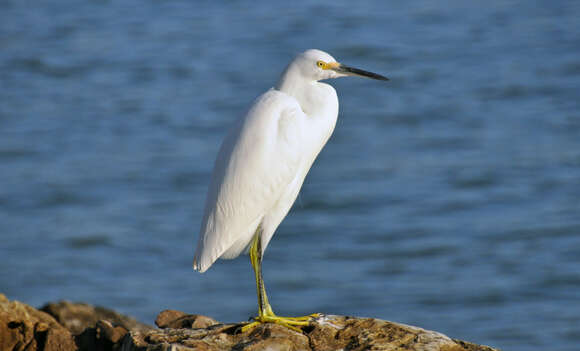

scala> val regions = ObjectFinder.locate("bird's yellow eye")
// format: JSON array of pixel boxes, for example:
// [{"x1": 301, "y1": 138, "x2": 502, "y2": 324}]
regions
[{"x1": 316, "y1": 60, "x2": 326, "y2": 69}]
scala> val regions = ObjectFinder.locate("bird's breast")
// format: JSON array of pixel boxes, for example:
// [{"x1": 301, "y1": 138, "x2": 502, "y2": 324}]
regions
[{"x1": 300, "y1": 82, "x2": 338, "y2": 120}]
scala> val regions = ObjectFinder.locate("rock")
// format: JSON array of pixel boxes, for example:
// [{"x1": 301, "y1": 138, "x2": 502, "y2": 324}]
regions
[
  {"x1": 40, "y1": 300, "x2": 152, "y2": 336},
  {"x1": 96, "y1": 320, "x2": 128, "y2": 344},
  {"x1": 1, "y1": 294, "x2": 154, "y2": 351},
  {"x1": 1, "y1": 295, "x2": 499, "y2": 351},
  {"x1": 0, "y1": 293, "x2": 77, "y2": 351},
  {"x1": 156, "y1": 310, "x2": 219, "y2": 329},
  {"x1": 40, "y1": 300, "x2": 153, "y2": 351},
  {"x1": 155, "y1": 310, "x2": 188, "y2": 328},
  {"x1": 73, "y1": 319, "x2": 131, "y2": 351},
  {"x1": 122, "y1": 312, "x2": 500, "y2": 351}
]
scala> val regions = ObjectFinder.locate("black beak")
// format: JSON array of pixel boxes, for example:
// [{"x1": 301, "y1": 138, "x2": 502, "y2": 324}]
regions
[{"x1": 334, "y1": 63, "x2": 389, "y2": 81}]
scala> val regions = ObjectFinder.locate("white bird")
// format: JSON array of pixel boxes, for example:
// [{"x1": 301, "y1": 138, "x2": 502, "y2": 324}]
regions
[{"x1": 193, "y1": 49, "x2": 388, "y2": 332}]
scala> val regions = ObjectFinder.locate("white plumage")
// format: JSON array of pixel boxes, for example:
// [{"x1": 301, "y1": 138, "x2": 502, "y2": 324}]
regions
[
  {"x1": 193, "y1": 49, "x2": 387, "y2": 277},
  {"x1": 194, "y1": 50, "x2": 340, "y2": 272}
]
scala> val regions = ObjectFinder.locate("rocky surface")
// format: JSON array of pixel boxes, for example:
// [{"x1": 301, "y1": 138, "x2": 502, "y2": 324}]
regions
[
  {"x1": 0, "y1": 294, "x2": 499, "y2": 351},
  {"x1": 0, "y1": 294, "x2": 76, "y2": 351},
  {"x1": 40, "y1": 300, "x2": 153, "y2": 336},
  {"x1": 0, "y1": 294, "x2": 153, "y2": 351},
  {"x1": 127, "y1": 314, "x2": 499, "y2": 351}
]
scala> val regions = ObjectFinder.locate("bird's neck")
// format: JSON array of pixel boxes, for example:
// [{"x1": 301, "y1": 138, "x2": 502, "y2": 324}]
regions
[{"x1": 275, "y1": 67, "x2": 336, "y2": 118}]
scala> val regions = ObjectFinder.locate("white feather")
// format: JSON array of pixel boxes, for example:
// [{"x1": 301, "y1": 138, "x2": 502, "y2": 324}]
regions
[{"x1": 193, "y1": 49, "x2": 345, "y2": 272}]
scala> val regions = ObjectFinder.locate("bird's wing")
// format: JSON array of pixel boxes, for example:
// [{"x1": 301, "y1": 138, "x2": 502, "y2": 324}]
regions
[{"x1": 193, "y1": 90, "x2": 307, "y2": 272}]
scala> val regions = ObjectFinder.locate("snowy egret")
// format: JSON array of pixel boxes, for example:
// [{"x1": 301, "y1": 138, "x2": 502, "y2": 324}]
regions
[{"x1": 193, "y1": 49, "x2": 388, "y2": 332}]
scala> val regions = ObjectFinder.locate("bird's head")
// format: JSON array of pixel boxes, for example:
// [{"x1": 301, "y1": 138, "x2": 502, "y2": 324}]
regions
[{"x1": 293, "y1": 49, "x2": 389, "y2": 82}]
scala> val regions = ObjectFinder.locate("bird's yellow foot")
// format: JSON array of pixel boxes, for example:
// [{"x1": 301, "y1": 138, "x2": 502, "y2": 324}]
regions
[{"x1": 241, "y1": 312, "x2": 320, "y2": 333}]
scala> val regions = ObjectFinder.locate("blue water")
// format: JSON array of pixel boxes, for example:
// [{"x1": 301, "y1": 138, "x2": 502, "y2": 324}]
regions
[{"x1": 1, "y1": 1, "x2": 579, "y2": 350}]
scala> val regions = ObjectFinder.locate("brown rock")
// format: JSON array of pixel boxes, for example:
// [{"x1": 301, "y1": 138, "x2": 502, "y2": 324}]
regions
[
  {"x1": 155, "y1": 310, "x2": 188, "y2": 328},
  {"x1": 0, "y1": 293, "x2": 77, "y2": 351},
  {"x1": 40, "y1": 301, "x2": 154, "y2": 351},
  {"x1": 1, "y1": 295, "x2": 499, "y2": 351},
  {"x1": 96, "y1": 319, "x2": 128, "y2": 343},
  {"x1": 122, "y1": 314, "x2": 500, "y2": 351},
  {"x1": 40, "y1": 300, "x2": 152, "y2": 336},
  {"x1": 155, "y1": 310, "x2": 219, "y2": 329}
]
